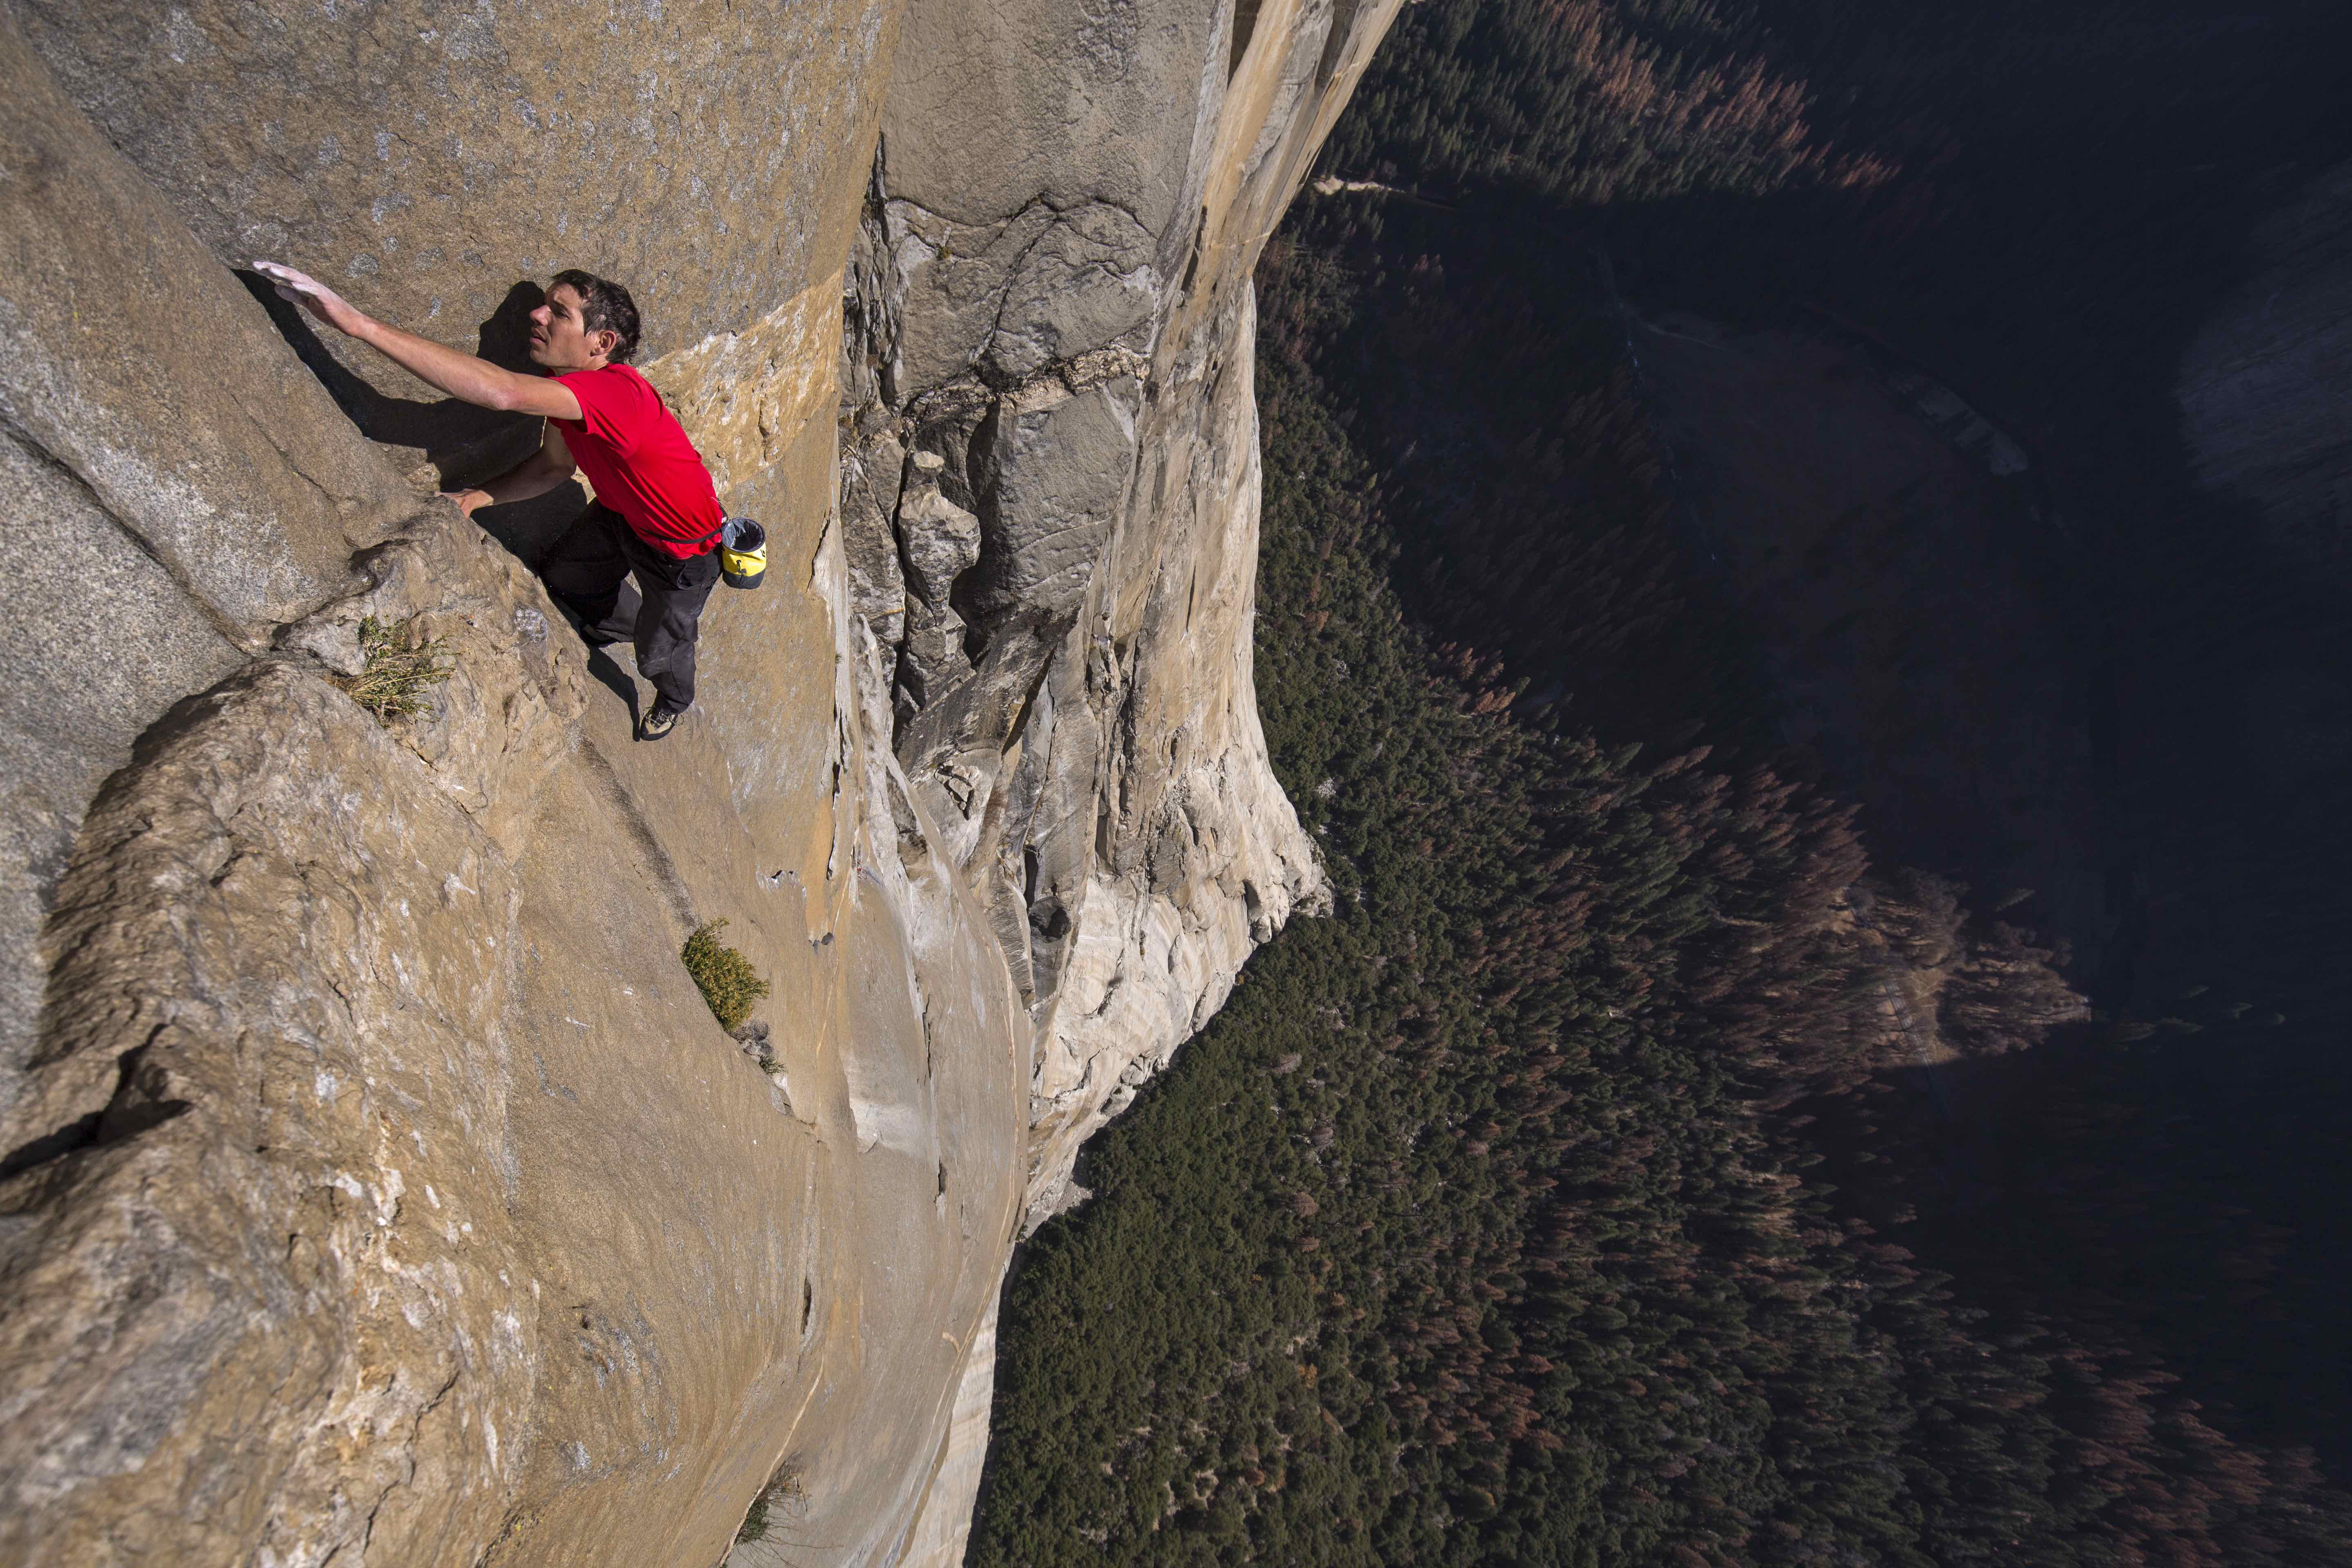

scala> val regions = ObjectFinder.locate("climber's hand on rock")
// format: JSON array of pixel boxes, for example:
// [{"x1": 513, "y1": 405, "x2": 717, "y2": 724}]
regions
[
  {"x1": 443, "y1": 488, "x2": 492, "y2": 519},
  {"x1": 253, "y1": 261, "x2": 370, "y2": 337}
]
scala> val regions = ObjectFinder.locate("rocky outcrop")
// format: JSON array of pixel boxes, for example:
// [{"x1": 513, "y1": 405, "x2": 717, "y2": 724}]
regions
[
  {"x1": 842, "y1": 0, "x2": 1393, "y2": 1242},
  {"x1": 1846, "y1": 870, "x2": 2087, "y2": 1071},
  {"x1": 0, "y1": 0, "x2": 1391, "y2": 1561}
]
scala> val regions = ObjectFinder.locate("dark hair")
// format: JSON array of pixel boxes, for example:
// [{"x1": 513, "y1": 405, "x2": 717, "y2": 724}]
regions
[{"x1": 550, "y1": 269, "x2": 642, "y2": 364}]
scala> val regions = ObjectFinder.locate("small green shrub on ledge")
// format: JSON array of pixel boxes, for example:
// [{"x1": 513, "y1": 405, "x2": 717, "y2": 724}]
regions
[
  {"x1": 343, "y1": 615, "x2": 453, "y2": 723},
  {"x1": 683, "y1": 920, "x2": 768, "y2": 1032},
  {"x1": 735, "y1": 1456, "x2": 807, "y2": 1543}
]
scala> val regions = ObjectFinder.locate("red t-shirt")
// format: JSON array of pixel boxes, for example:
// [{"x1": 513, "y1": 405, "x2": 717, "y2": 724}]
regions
[{"x1": 553, "y1": 364, "x2": 724, "y2": 558}]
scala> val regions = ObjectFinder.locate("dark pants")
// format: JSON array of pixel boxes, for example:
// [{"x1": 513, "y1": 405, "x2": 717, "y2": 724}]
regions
[{"x1": 540, "y1": 503, "x2": 721, "y2": 710}]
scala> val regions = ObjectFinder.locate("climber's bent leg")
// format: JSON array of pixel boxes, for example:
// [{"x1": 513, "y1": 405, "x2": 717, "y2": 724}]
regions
[
  {"x1": 624, "y1": 531, "x2": 722, "y2": 711},
  {"x1": 538, "y1": 503, "x2": 641, "y2": 644}
]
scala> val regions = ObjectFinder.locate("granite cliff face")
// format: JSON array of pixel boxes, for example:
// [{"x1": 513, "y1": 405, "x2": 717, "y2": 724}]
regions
[
  {"x1": 0, "y1": 0, "x2": 1392, "y2": 1561},
  {"x1": 844, "y1": 0, "x2": 1375, "y2": 1236}
]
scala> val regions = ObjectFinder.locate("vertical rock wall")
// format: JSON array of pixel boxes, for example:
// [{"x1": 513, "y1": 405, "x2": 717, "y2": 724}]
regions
[
  {"x1": 842, "y1": 0, "x2": 1405, "y2": 1235},
  {"x1": 828, "y1": 2, "x2": 1402, "y2": 1555},
  {"x1": 0, "y1": 0, "x2": 1395, "y2": 1560}
]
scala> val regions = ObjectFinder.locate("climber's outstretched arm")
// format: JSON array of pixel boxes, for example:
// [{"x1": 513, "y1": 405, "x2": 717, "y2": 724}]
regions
[
  {"x1": 444, "y1": 424, "x2": 578, "y2": 519},
  {"x1": 253, "y1": 261, "x2": 584, "y2": 422}
]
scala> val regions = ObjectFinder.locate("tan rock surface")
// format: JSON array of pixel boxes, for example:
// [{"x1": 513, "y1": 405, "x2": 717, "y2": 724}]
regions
[
  {"x1": 0, "y1": 25, "x2": 416, "y2": 1113},
  {"x1": 841, "y1": 0, "x2": 1400, "y2": 1548},
  {"x1": 842, "y1": 0, "x2": 1402, "y2": 1238},
  {"x1": 0, "y1": 0, "x2": 1398, "y2": 1557},
  {"x1": 0, "y1": 494, "x2": 1029, "y2": 1566}
]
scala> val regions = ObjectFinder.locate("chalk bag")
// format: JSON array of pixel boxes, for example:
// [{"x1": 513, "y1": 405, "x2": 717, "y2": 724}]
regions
[{"x1": 719, "y1": 517, "x2": 768, "y2": 590}]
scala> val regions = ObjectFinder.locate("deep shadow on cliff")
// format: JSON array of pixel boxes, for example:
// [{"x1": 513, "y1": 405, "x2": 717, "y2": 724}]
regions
[{"x1": 1267, "y1": 0, "x2": 2352, "y2": 1477}]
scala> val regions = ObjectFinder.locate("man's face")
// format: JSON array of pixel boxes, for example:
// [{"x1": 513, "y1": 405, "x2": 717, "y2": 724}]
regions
[{"x1": 527, "y1": 285, "x2": 613, "y2": 373}]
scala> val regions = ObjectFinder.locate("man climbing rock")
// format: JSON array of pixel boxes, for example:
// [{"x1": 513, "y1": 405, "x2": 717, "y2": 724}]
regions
[{"x1": 255, "y1": 261, "x2": 723, "y2": 741}]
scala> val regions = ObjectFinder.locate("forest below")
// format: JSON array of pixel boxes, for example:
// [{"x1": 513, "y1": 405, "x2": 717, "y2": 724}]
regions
[{"x1": 971, "y1": 1, "x2": 2352, "y2": 1562}]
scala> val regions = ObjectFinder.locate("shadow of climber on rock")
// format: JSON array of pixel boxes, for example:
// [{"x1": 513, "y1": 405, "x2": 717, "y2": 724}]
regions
[{"x1": 241, "y1": 273, "x2": 592, "y2": 564}]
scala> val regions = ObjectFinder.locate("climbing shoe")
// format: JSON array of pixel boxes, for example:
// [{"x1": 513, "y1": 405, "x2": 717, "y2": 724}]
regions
[{"x1": 639, "y1": 700, "x2": 685, "y2": 742}]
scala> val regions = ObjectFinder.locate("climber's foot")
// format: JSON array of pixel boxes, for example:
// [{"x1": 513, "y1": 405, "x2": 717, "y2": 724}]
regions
[{"x1": 639, "y1": 699, "x2": 685, "y2": 742}]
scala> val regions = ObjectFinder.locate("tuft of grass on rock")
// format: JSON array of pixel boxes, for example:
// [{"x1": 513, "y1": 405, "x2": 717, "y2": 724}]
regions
[
  {"x1": 684, "y1": 920, "x2": 770, "y2": 1033},
  {"x1": 343, "y1": 615, "x2": 454, "y2": 724},
  {"x1": 735, "y1": 1456, "x2": 807, "y2": 1544}
]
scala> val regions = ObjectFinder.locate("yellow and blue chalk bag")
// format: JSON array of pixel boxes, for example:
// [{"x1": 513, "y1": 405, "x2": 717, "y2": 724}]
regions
[{"x1": 719, "y1": 517, "x2": 767, "y2": 590}]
